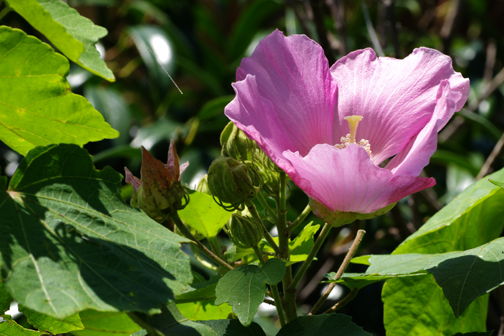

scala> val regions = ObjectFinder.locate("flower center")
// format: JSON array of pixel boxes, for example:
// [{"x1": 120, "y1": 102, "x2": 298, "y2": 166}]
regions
[{"x1": 335, "y1": 115, "x2": 372, "y2": 155}]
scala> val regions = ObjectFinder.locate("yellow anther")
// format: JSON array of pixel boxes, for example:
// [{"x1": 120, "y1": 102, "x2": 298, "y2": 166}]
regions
[{"x1": 344, "y1": 115, "x2": 363, "y2": 144}]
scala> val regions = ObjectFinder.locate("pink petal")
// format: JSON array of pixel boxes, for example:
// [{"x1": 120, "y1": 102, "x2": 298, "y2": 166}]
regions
[
  {"x1": 330, "y1": 48, "x2": 469, "y2": 165},
  {"x1": 386, "y1": 80, "x2": 466, "y2": 176},
  {"x1": 226, "y1": 30, "x2": 337, "y2": 160},
  {"x1": 124, "y1": 167, "x2": 141, "y2": 192},
  {"x1": 283, "y1": 144, "x2": 435, "y2": 213},
  {"x1": 179, "y1": 162, "x2": 189, "y2": 180}
]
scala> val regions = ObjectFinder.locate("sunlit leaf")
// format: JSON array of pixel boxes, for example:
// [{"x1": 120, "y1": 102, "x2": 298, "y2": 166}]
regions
[
  {"x1": 0, "y1": 315, "x2": 45, "y2": 336},
  {"x1": 6, "y1": 0, "x2": 114, "y2": 81},
  {"x1": 70, "y1": 310, "x2": 141, "y2": 336},
  {"x1": 177, "y1": 299, "x2": 233, "y2": 321},
  {"x1": 382, "y1": 168, "x2": 504, "y2": 335},
  {"x1": 19, "y1": 305, "x2": 84, "y2": 334},
  {"x1": 0, "y1": 27, "x2": 118, "y2": 155},
  {"x1": 179, "y1": 191, "x2": 232, "y2": 238}
]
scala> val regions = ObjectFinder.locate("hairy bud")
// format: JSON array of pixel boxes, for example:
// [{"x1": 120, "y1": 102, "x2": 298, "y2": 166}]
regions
[
  {"x1": 125, "y1": 141, "x2": 189, "y2": 222},
  {"x1": 226, "y1": 212, "x2": 263, "y2": 249},
  {"x1": 207, "y1": 157, "x2": 259, "y2": 210}
]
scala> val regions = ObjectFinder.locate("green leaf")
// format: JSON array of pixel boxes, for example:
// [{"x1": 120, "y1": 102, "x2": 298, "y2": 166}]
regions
[
  {"x1": 276, "y1": 314, "x2": 371, "y2": 336},
  {"x1": 489, "y1": 179, "x2": 504, "y2": 188},
  {"x1": 129, "y1": 303, "x2": 218, "y2": 336},
  {"x1": 0, "y1": 26, "x2": 118, "y2": 155},
  {"x1": 0, "y1": 315, "x2": 46, "y2": 336},
  {"x1": 288, "y1": 222, "x2": 320, "y2": 263},
  {"x1": 176, "y1": 283, "x2": 218, "y2": 304},
  {"x1": 396, "y1": 168, "x2": 504, "y2": 253},
  {"x1": 367, "y1": 237, "x2": 504, "y2": 317},
  {"x1": 70, "y1": 310, "x2": 141, "y2": 336},
  {"x1": 324, "y1": 272, "x2": 424, "y2": 291},
  {"x1": 179, "y1": 191, "x2": 232, "y2": 238},
  {"x1": 383, "y1": 275, "x2": 488, "y2": 336},
  {"x1": 382, "y1": 168, "x2": 504, "y2": 335},
  {"x1": 6, "y1": 0, "x2": 114, "y2": 80},
  {"x1": 214, "y1": 258, "x2": 286, "y2": 326},
  {"x1": 0, "y1": 144, "x2": 192, "y2": 319},
  {"x1": 198, "y1": 320, "x2": 266, "y2": 336},
  {"x1": 0, "y1": 282, "x2": 12, "y2": 314},
  {"x1": 19, "y1": 305, "x2": 84, "y2": 334},
  {"x1": 177, "y1": 300, "x2": 233, "y2": 321},
  {"x1": 259, "y1": 222, "x2": 320, "y2": 265}
]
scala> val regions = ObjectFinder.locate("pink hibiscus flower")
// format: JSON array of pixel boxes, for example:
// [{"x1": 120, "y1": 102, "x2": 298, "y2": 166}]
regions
[{"x1": 224, "y1": 30, "x2": 469, "y2": 221}]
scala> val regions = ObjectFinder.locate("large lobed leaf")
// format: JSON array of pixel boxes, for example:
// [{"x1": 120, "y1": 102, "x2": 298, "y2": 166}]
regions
[
  {"x1": 214, "y1": 258, "x2": 286, "y2": 326},
  {"x1": 382, "y1": 168, "x2": 504, "y2": 335},
  {"x1": 6, "y1": 0, "x2": 114, "y2": 81},
  {"x1": 20, "y1": 304, "x2": 84, "y2": 334},
  {"x1": 0, "y1": 315, "x2": 46, "y2": 336},
  {"x1": 341, "y1": 237, "x2": 504, "y2": 317},
  {"x1": 0, "y1": 26, "x2": 118, "y2": 155},
  {"x1": 70, "y1": 310, "x2": 141, "y2": 336},
  {"x1": 0, "y1": 144, "x2": 192, "y2": 319}
]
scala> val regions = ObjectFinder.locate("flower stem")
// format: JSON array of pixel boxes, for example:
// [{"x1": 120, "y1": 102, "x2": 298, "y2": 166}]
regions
[
  {"x1": 169, "y1": 211, "x2": 234, "y2": 271},
  {"x1": 250, "y1": 244, "x2": 287, "y2": 327},
  {"x1": 270, "y1": 284, "x2": 287, "y2": 327},
  {"x1": 287, "y1": 223, "x2": 332, "y2": 291},
  {"x1": 276, "y1": 172, "x2": 297, "y2": 322},
  {"x1": 308, "y1": 229, "x2": 366, "y2": 315},
  {"x1": 288, "y1": 204, "x2": 312, "y2": 231},
  {"x1": 246, "y1": 200, "x2": 280, "y2": 255},
  {"x1": 189, "y1": 245, "x2": 219, "y2": 271}
]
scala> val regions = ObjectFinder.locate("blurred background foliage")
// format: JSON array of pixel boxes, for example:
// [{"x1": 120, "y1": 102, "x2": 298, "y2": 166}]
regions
[{"x1": 2, "y1": 0, "x2": 504, "y2": 334}]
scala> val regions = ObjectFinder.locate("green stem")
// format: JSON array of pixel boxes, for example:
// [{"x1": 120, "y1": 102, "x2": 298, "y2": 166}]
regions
[
  {"x1": 170, "y1": 211, "x2": 233, "y2": 271},
  {"x1": 288, "y1": 204, "x2": 312, "y2": 231},
  {"x1": 246, "y1": 200, "x2": 280, "y2": 255},
  {"x1": 270, "y1": 284, "x2": 287, "y2": 327},
  {"x1": 256, "y1": 192, "x2": 278, "y2": 222},
  {"x1": 323, "y1": 288, "x2": 359, "y2": 314},
  {"x1": 0, "y1": 6, "x2": 11, "y2": 21},
  {"x1": 250, "y1": 243, "x2": 287, "y2": 327},
  {"x1": 287, "y1": 223, "x2": 332, "y2": 291},
  {"x1": 309, "y1": 229, "x2": 366, "y2": 315},
  {"x1": 190, "y1": 245, "x2": 219, "y2": 271},
  {"x1": 276, "y1": 172, "x2": 297, "y2": 321}
]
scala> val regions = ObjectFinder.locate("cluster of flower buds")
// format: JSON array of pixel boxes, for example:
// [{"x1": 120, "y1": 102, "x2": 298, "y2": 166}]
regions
[
  {"x1": 125, "y1": 140, "x2": 189, "y2": 222},
  {"x1": 226, "y1": 208, "x2": 264, "y2": 249},
  {"x1": 216, "y1": 122, "x2": 281, "y2": 199},
  {"x1": 207, "y1": 156, "x2": 260, "y2": 210}
]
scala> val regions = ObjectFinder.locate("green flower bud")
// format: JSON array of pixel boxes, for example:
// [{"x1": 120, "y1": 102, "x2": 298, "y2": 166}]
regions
[
  {"x1": 221, "y1": 121, "x2": 259, "y2": 161},
  {"x1": 207, "y1": 157, "x2": 259, "y2": 210},
  {"x1": 196, "y1": 174, "x2": 212, "y2": 195},
  {"x1": 226, "y1": 212, "x2": 263, "y2": 249}
]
